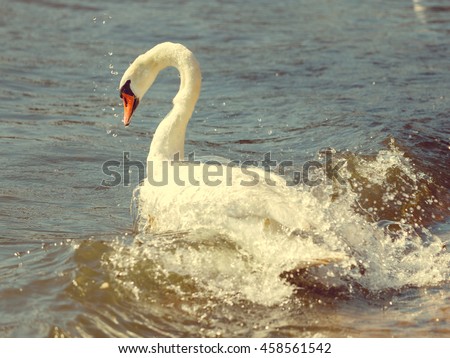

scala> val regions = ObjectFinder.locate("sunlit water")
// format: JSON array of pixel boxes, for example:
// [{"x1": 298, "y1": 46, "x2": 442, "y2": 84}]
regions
[{"x1": 1, "y1": 0, "x2": 449, "y2": 337}]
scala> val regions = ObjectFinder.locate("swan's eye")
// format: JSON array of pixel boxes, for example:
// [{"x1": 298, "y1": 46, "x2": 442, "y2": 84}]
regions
[{"x1": 120, "y1": 79, "x2": 134, "y2": 96}]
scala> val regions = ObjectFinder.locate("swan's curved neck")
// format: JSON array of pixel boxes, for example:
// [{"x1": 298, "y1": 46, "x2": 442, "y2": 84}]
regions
[{"x1": 145, "y1": 44, "x2": 202, "y2": 161}]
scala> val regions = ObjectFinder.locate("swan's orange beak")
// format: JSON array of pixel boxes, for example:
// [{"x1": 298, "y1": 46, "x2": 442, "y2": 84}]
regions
[{"x1": 121, "y1": 92, "x2": 139, "y2": 127}]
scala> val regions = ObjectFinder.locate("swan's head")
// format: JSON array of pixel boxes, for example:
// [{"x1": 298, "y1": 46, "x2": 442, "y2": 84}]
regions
[{"x1": 119, "y1": 54, "x2": 159, "y2": 126}]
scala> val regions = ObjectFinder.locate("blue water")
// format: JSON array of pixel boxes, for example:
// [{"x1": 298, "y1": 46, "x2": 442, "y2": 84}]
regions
[{"x1": 0, "y1": 0, "x2": 449, "y2": 337}]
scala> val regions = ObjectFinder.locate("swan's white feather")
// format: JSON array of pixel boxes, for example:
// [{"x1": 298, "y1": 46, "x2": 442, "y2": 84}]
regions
[{"x1": 137, "y1": 162, "x2": 314, "y2": 235}]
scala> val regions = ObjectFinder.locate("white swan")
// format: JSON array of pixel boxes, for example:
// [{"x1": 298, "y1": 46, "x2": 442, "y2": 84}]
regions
[{"x1": 119, "y1": 42, "x2": 318, "y2": 241}]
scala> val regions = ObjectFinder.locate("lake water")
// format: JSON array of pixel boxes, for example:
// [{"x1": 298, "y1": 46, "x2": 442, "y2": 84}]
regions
[{"x1": 1, "y1": 0, "x2": 449, "y2": 337}]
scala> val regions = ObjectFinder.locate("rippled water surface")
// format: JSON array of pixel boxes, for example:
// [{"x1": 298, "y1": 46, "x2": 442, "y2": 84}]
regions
[{"x1": 1, "y1": 0, "x2": 449, "y2": 337}]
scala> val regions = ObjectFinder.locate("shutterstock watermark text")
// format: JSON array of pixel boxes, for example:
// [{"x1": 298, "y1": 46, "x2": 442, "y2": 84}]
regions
[{"x1": 101, "y1": 150, "x2": 345, "y2": 187}]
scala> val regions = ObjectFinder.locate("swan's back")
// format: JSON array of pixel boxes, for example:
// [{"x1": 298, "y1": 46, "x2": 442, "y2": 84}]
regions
[{"x1": 137, "y1": 162, "x2": 314, "y2": 235}]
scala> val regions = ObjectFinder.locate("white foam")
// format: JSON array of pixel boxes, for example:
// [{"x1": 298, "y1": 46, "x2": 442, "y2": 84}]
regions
[{"x1": 106, "y1": 145, "x2": 449, "y2": 306}]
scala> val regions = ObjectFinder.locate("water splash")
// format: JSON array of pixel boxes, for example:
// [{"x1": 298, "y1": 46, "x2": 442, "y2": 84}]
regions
[{"x1": 103, "y1": 139, "x2": 449, "y2": 307}]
